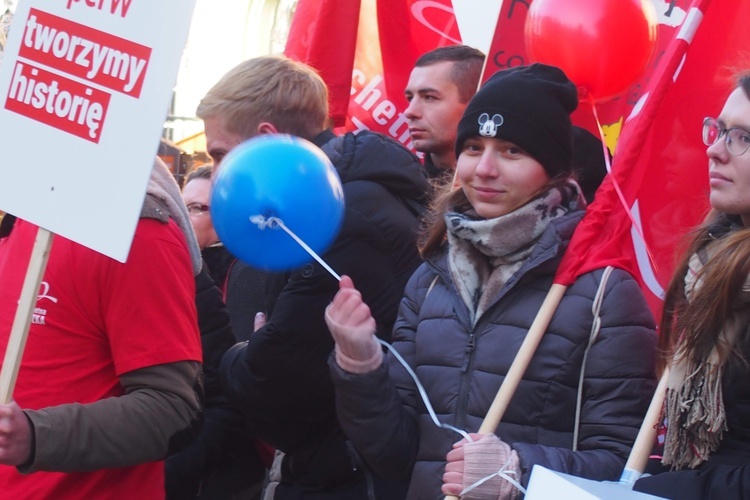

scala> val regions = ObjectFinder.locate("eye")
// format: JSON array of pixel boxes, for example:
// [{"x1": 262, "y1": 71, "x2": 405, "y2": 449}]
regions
[
  {"x1": 461, "y1": 140, "x2": 483, "y2": 154},
  {"x1": 502, "y1": 145, "x2": 526, "y2": 157},
  {"x1": 726, "y1": 129, "x2": 748, "y2": 144}
]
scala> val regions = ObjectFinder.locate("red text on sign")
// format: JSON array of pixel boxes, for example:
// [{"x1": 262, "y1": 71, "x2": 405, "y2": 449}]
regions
[
  {"x1": 21, "y1": 9, "x2": 151, "y2": 97},
  {"x1": 66, "y1": 0, "x2": 134, "y2": 18},
  {"x1": 6, "y1": 61, "x2": 111, "y2": 143}
]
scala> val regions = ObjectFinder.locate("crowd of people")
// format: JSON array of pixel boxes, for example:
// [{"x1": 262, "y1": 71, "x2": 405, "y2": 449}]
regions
[{"x1": 0, "y1": 43, "x2": 749, "y2": 500}]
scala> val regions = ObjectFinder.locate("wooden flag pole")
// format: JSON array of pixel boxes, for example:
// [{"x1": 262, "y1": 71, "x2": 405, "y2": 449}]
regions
[
  {"x1": 445, "y1": 283, "x2": 567, "y2": 499},
  {"x1": 0, "y1": 227, "x2": 54, "y2": 404},
  {"x1": 478, "y1": 284, "x2": 567, "y2": 433},
  {"x1": 618, "y1": 367, "x2": 670, "y2": 487}
]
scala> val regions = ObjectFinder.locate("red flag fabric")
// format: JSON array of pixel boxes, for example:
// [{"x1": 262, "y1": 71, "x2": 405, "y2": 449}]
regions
[
  {"x1": 554, "y1": 1, "x2": 715, "y2": 287},
  {"x1": 376, "y1": 0, "x2": 460, "y2": 107},
  {"x1": 558, "y1": 0, "x2": 750, "y2": 319},
  {"x1": 284, "y1": 0, "x2": 362, "y2": 126},
  {"x1": 626, "y1": 0, "x2": 750, "y2": 315}
]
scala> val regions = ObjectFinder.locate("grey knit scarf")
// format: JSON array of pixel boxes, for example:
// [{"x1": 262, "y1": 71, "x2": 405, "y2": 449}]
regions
[
  {"x1": 146, "y1": 157, "x2": 202, "y2": 276},
  {"x1": 446, "y1": 181, "x2": 583, "y2": 325}
]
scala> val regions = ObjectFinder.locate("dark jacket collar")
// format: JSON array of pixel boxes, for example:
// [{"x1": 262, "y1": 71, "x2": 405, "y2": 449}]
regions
[{"x1": 311, "y1": 129, "x2": 336, "y2": 149}]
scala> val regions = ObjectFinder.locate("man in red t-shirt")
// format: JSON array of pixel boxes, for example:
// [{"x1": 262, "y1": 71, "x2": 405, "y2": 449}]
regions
[{"x1": 0, "y1": 159, "x2": 203, "y2": 499}]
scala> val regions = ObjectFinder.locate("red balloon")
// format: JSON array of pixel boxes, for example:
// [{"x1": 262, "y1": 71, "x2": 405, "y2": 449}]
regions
[{"x1": 525, "y1": 0, "x2": 658, "y2": 103}]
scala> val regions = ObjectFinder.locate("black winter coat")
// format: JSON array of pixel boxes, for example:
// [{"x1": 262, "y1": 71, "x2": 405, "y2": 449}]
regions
[
  {"x1": 220, "y1": 129, "x2": 429, "y2": 499},
  {"x1": 331, "y1": 210, "x2": 659, "y2": 499},
  {"x1": 635, "y1": 464, "x2": 750, "y2": 499},
  {"x1": 166, "y1": 262, "x2": 265, "y2": 499}
]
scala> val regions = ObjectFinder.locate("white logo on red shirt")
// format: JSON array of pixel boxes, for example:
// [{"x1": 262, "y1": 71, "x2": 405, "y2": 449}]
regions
[{"x1": 33, "y1": 281, "x2": 58, "y2": 325}]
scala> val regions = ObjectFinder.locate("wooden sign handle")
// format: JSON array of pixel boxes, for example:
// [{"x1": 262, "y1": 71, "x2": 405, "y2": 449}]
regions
[
  {"x1": 478, "y1": 284, "x2": 567, "y2": 434},
  {"x1": 445, "y1": 284, "x2": 568, "y2": 499},
  {"x1": 619, "y1": 367, "x2": 670, "y2": 486},
  {"x1": 0, "y1": 227, "x2": 54, "y2": 404}
]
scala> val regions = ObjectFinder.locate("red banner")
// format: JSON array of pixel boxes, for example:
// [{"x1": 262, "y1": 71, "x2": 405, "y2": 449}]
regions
[
  {"x1": 285, "y1": 0, "x2": 750, "y2": 319},
  {"x1": 284, "y1": 0, "x2": 361, "y2": 127}
]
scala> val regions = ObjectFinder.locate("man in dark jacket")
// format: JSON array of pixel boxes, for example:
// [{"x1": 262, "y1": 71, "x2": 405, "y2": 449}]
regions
[
  {"x1": 165, "y1": 263, "x2": 266, "y2": 499},
  {"x1": 196, "y1": 55, "x2": 429, "y2": 499},
  {"x1": 404, "y1": 45, "x2": 484, "y2": 181}
]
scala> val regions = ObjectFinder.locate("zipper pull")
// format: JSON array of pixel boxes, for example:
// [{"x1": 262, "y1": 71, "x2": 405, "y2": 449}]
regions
[{"x1": 460, "y1": 334, "x2": 476, "y2": 372}]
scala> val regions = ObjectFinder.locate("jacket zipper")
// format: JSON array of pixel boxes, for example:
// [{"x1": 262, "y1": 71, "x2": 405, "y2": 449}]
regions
[
  {"x1": 425, "y1": 264, "x2": 482, "y2": 432},
  {"x1": 455, "y1": 328, "x2": 479, "y2": 431},
  {"x1": 427, "y1": 226, "x2": 568, "y2": 433}
]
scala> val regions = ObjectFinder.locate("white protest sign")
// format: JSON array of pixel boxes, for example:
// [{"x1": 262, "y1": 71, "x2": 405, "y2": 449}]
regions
[
  {"x1": 526, "y1": 466, "x2": 666, "y2": 500},
  {"x1": 0, "y1": 0, "x2": 197, "y2": 262}
]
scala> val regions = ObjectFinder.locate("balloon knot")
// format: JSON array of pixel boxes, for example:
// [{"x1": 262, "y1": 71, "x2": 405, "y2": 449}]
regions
[{"x1": 249, "y1": 215, "x2": 281, "y2": 230}]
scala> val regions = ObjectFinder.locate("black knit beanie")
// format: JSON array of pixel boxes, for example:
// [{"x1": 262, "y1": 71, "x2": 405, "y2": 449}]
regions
[{"x1": 455, "y1": 63, "x2": 578, "y2": 178}]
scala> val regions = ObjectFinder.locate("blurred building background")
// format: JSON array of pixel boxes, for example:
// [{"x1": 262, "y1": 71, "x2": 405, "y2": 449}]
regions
[{"x1": 166, "y1": 0, "x2": 298, "y2": 150}]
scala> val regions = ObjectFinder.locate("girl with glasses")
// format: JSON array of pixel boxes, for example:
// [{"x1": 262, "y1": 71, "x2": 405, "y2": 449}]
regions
[{"x1": 634, "y1": 73, "x2": 750, "y2": 498}]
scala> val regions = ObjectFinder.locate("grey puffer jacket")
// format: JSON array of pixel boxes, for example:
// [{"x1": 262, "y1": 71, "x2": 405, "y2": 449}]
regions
[{"x1": 330, "y1": 210, "x2": 658, "y2": 499}]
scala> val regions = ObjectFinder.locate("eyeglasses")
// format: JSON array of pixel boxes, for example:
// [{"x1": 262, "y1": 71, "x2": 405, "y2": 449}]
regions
[
  {"x1": 702, "y1": 117, "x2": 750, "y2": 156},
  {"x1": 186, "y1": 203, "x2": 210, "y2": 216}
]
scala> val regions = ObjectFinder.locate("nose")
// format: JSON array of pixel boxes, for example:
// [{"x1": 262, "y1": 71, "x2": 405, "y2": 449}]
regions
[
  {"x1": 404, "y1": 98, "x2": 420, "y2": 120},
  {"x1": 706, "y1": 134, "x2": 729, "y2": 163},
  {"x1": 474, "y1": 150, "x2": 498, "y2": 178}
]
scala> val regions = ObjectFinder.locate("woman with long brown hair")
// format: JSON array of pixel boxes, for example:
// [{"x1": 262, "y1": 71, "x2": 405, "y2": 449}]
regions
[{"x1": 634, "y1": 74, "x2": 750, "y2": 499}]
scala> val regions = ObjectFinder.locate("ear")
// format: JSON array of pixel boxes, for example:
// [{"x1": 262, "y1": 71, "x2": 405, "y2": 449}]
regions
[{"x1": 257, "y1": 122, "x2": 279, "y2": 135}]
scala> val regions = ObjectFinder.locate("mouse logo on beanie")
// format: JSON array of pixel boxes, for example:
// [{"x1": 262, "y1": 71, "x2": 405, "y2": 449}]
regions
[{"x1": 478, "y1": 113, "x2": 504, "y2": 138}]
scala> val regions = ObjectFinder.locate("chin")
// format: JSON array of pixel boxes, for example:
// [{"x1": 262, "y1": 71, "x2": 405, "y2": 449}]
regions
[
  {"x1": 413, "y1": 138, "x2": 437, "y2": 152},
  {"x1": 474, "y1": 206, "x2": 506, "y2": 219},
  {"x1": 709, "y1": 195, "x2": 732, "y2": 214}
]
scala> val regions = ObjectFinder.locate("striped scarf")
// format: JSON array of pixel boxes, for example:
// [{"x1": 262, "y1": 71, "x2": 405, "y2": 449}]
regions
[
  {"x1": 446, "y1": 181, "x2": 583, "y2": 325},
  {"x1": 662, "y1": 245, "x2": 750, "y2": 469}
]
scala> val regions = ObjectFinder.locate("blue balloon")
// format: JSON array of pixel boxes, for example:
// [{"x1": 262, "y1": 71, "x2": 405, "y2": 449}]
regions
[{"x1": 211, "y1": 135, "x2": 345, "y2": 271}]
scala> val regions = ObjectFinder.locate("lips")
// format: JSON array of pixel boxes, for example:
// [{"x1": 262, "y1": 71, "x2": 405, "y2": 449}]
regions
[
  {"x1": 709, "y1": 171, "x2": 731, "y2": 182},
  {"x1": 472, "y1": 186, "x2": 506, "y2": 200}
]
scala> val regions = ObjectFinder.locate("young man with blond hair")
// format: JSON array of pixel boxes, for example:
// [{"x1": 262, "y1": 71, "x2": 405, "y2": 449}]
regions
[
  {"x1": 197, "y1": 56, "x2": 329, "y2": 167},
  {"x1": 198, "y1": 55, "x2": 429, "y2": 499}
]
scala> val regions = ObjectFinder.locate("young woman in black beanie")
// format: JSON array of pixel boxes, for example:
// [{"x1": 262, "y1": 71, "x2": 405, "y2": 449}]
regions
[{"x1": 325, "y1": 63, "x2": 658, "y2": 499}]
